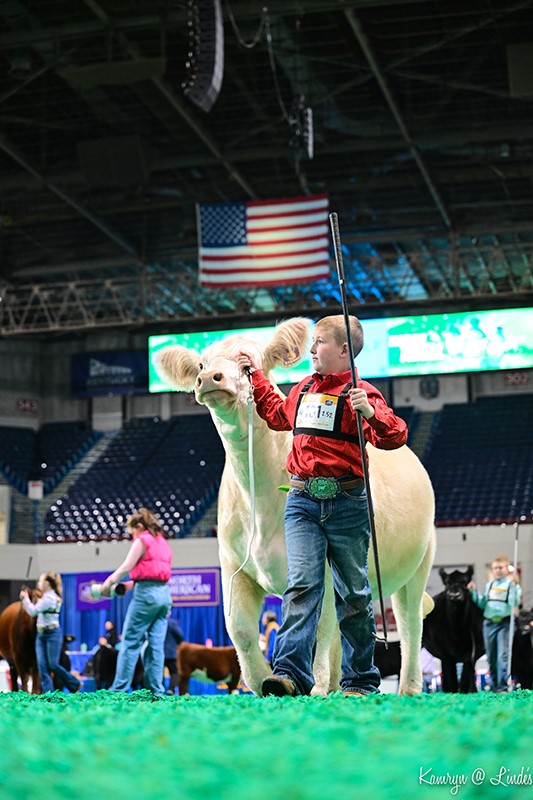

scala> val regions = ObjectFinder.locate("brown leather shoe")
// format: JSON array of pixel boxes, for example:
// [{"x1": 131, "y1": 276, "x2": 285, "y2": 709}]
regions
[
  {"x1": 343, "y1": 689, "x2": 366, "y2": 697},
  {"x1": 262, "y1": 675, "x2": 297, "y2": 697}
]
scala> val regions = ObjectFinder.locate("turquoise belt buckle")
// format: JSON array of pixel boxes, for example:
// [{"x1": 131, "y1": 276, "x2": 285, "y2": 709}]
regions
[{"x1": 306, "y1": 477, "x2": 339, "y2": 499}]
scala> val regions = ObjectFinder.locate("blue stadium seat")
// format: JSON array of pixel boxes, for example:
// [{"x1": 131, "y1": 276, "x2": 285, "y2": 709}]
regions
[
  {"x1": 42, "y1": 414, "x2": 225, "y2": 542},
  {"x1": 424, "y1": 395, "x2": 532, "y2": 525}
]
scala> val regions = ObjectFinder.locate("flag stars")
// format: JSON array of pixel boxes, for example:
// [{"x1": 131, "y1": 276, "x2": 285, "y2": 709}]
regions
[{"x1": 200, "y1": 204, "x2": 247, "y2": 247}]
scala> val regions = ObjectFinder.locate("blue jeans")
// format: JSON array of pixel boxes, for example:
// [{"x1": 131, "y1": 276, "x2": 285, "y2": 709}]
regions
[
  {"x1": 271, "y1": 483, "x2": 380, "y2": 695},
  {"x1": 35, "y1": 627, "x2": 80, "y2": 693},
  {"x1": 111, "y1": 582, "x2": 171, "y2": 696},
  {"x1": 483, "y1": 618, "x2": 510, "y2": 691}
]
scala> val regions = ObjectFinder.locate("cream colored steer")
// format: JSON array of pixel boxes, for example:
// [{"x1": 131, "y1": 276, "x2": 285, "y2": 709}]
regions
[{"x1": 157, "y1": 318, "x2": 435, "y2": 696}]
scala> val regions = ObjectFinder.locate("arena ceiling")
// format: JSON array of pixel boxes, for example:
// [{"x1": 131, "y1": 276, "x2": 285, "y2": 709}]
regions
[{"x1": 1, "y1": 0, "x2": 533, "y2": 337}]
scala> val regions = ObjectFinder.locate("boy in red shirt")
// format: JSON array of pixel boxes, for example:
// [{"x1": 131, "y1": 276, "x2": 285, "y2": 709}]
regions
[{"x1": 236, "y1": 315, "x2": 406, "y2": 697}]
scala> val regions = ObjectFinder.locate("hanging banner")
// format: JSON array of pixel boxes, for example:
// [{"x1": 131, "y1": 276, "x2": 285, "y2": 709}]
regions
[
  {"x1": 71, "y1": 350, "x2": 148, "y2": 397},
  {"x1": 169, "y1": 568, "x2": 220, "y2": 607}
]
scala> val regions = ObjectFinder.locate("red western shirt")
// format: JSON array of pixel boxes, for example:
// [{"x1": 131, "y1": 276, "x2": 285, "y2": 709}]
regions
[{"x1": 251, "y1": 369, "x2": 407, "y2": 480}]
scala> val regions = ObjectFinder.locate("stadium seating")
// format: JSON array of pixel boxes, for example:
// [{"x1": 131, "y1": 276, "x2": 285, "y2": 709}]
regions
[
  {"x1": 424, "y1": 395, "x2": 532, "y2": 525},
  {"x1": 38, "y1": 421, "x2": 101, "y2": 492},
  {"x1": 394, "y1": 405, "x2": 416, "y2": 428},
  {"x1": 2, "y1": 394, "x2": 531, "y2": 543},
  {"x1": 0, "y1": 426, "x2": 35, "y2": 493},
  {"x1": 42, "y1": 415, "x2": 225, "y2": 542},
  {"x1": 0, "y1": 421, "x2": 100, "y2": 495}
]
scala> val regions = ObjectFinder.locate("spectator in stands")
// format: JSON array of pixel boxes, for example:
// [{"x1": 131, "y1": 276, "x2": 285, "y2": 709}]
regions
[
  {"x1": 164, "y1": 613, "x2": 184, "y2": 695},
  {"x1": 100, "y1": 507, "x2": 173, "y2": 696},
  {"x1": 260, "y1": 610, "x2": 279, "y2": 667},
  {"x1": 20, "y1": 571, "x2": 81, "y2": 694},
  {"x1": 468, "y1": 555, "x2": 522, "y2": 692}
]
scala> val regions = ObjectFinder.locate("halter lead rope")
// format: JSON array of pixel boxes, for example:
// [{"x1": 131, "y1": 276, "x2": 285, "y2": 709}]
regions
[{"x1": 227, "y1": 372, "x2": 257, "y2": 616}]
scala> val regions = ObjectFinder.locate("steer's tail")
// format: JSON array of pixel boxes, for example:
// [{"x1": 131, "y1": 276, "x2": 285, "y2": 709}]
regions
[{"x1": 422, "y1": 592, "x2": 435, "y2": 618}]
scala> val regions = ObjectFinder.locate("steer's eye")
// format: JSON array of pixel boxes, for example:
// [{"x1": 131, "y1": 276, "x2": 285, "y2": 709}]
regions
[{"x1": 198, "y1": 363, "x2": 203, "y2": 370}]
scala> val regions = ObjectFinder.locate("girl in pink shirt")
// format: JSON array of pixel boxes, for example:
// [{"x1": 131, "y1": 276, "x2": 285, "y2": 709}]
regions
[{"x1": 101, "y1": 507, "x2": 172, "y2": 696}]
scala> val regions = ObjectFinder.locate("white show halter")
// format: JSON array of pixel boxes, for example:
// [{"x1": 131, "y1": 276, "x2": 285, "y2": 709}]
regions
[{"x1": 227, "y1": 372, "x2": 257, "y2": 616}]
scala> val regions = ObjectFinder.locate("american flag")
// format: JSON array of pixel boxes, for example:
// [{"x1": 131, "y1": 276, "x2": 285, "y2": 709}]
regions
[{"x1": 197, "y1": 194, "x2": 330, "y2": 288}]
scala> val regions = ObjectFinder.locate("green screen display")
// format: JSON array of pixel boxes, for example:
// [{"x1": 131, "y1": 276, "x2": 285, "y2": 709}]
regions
[
  {"x1": 148, "y1": 307, "x2": 532, "y2": 393},
  {"x1": 148, "y1": 325, "x2": 314, "y2": 393}
]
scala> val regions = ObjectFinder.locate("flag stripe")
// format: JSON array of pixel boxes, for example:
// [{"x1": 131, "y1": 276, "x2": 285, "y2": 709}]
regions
[
  {"x1": 247, "y1": 195, "x2": 328, "y2": 214},
  {"x1": 200, "y1": 258, "x2": 329, "y2": 275},
  {"x1": 248, "y1": 215, "x2": 328, "y2": 233},
  {"x1": 200, "y1": 265, "x2": 330, "y2": 287},
  {"x1": 198, "y1": 193, "x2": 330, "y2": 288},
  {"x1": 200, "y1": 238, "x2": 329, "y2": 259},
  {"x1": 248, "y1": 210, "x2": 328, "y2": 227},
  {"x1": 248, "y1": 225, "x2": 329, "y2": 244}
]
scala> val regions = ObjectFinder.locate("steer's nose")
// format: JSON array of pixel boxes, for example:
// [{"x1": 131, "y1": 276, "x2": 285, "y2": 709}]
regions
[{"x1": 196, "y1": 370, "x2": 225, "y2": 389}]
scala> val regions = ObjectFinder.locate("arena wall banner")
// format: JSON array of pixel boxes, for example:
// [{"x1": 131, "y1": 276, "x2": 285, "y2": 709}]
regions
[
  {"x1": 76, "y1": 572, "x2": 113, "y2": 611},
  {"x1": 71, "y1": 350, "x2": 148, "y2": 397},
  {"x1": 75, "y1": 569, "x2": 220, "y2": 610},
  {"x1": 169, "y1": 568, "x2": 221, "y2": 607}
]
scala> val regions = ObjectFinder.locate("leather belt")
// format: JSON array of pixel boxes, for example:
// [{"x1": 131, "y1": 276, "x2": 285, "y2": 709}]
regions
[
  {"x1": 289, "y1": 476, "x2": 363, "y2": 499},
  {"x1": 37, "y1": 625, "x2": 59, "y2": 634}
]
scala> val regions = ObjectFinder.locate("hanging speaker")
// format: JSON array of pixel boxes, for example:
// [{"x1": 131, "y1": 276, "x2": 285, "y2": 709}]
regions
[
  {"x1": 183, "y1": 0, "x2": 224, "y2": 113},
  {"x1": 288, "y1": 97, "x2": 314, "y2": 160}
]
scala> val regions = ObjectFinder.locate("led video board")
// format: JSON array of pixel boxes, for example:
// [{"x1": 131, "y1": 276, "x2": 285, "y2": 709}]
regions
[{"x1": 148, "y1": 307, "x2": 532, "y2": 392}]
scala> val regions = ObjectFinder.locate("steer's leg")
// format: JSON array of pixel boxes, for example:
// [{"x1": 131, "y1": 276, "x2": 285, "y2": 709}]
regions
[
  {"x1": 221, "y1": 562, "x2": 269, "y2": 696},
  {"x1": 391, "y1": 583, "x2": 422, "y2": 695},
  {"x1": 8, "y1": 664, "x2": 20, "y2": 692},
  {"x1": 312, "y1": 567, "x2": 339, "y2": 694},
  {"x1": 392, "y1": 537, "x2": 435, "y2": 696},
  {"x1": 441, "y1": 658, "x2": 458, "y2": 692},
  {"x1": 13, "y1": 655, "x2": 35, "y2": 693},
  {"x1": 459, "y1": 659, "x2": 477, "y2": 693},
  {"x1": 227, "y1": 668, "x2": 240, "y2": 694}
]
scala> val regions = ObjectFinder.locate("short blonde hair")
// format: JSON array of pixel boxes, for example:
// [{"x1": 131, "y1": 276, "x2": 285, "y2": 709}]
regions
[
  {"x1": 492, "y1": 555, "x2": 510, "y2": 567},
  {"x1": 315, "y1": 314, "x2": 364, "y2": 358}
]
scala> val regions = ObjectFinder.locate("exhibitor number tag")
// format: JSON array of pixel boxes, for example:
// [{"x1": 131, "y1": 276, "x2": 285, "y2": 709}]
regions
[{"x1": 295, "y1": 393, "x2": 338, "y2": 432}]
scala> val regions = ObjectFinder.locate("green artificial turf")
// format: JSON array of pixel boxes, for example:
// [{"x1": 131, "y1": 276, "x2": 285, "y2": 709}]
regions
[{"x1": 0, "y1": 690, "x2": 531, "y2": 800}]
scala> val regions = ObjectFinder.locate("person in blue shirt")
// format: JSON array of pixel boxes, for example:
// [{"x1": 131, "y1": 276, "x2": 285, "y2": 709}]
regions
[{"x1": 468, "y1": 555, "x2": 522, "y2": 692}]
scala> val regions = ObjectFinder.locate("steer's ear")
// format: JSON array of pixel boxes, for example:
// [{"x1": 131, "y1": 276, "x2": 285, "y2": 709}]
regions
[
  {"x1": 155, "y1": 346, "x2": 201, "y2": 393},
  {"x1": 262, "y1": 317, "x2": 312, "y2": 374}
]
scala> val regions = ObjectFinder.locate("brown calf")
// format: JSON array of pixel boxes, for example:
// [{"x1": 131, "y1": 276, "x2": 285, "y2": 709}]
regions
[
  {"x1": 0, "y1": 590, "x2": 42, "y2": 693},
  {"x1": 177, "y1": 642, "x2": 241, "y2": 695}
]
